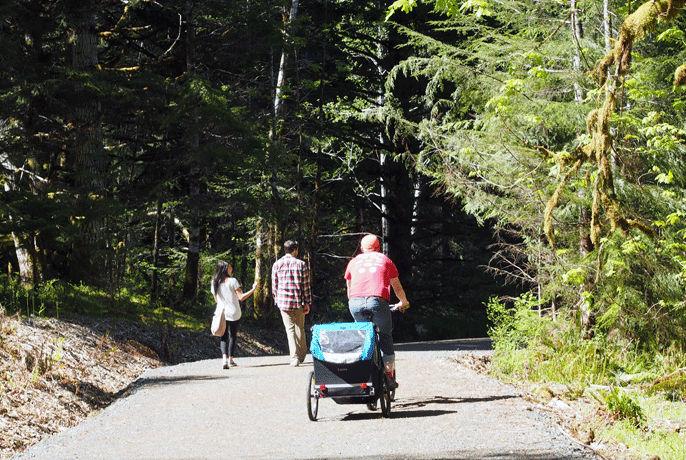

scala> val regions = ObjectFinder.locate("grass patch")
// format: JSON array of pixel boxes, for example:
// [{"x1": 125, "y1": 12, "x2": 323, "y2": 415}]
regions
[
  {"x1": 0, "y1": 276, "x2": 152, "y2": 321},
  {"x1": 599, "y1": 393, "x2": 686, "y2": 460},
  {"x1": 0, "y1": 275, "x2": 221, "y2": 328}
]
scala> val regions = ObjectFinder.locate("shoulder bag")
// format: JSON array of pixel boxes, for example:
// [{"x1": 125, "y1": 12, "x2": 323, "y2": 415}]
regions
[{"x1": 211, "y1": 309, "x2": 226, "y2": 336}]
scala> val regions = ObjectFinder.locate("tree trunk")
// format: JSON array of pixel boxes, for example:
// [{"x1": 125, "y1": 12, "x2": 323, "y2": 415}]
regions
[
  {"x1": 68, "y1": 0, "x2": 106, "y2": 285},
  {"x1": 183, "y1": 223, "x2": 200, "y2": 299},
  {"x1": 273, "y1": 0, "x2": 299, "y2": 125},
  {"x1": 380, "y1": 151, "x2": 389, "y2": 253},
  {"x1": 603, "y1": 0, "x2": 612, "y2": 54},
  {"x1": 377, "y1": 21, "x2": 389, "y2": 254},
  {"x1": 411, "y1": 174, "x2": 422, "y2": 253},
  {"x1": 182, "y1": 0, "x2": 201, "y2": 300},
  {"x1": 311, "y1": 0, "x2": 328, "y2": 310},
  {"x1": 570, "y1": 0, "x2": 584, "y2": 103},
  {"x1": 571, "y1": 0, "x2": 593, "y2": 256},
  {"x1": 1, "y1": 155, "x2": 36, "y2": 287},
  {"x1": 254, "y1": 0, "x2": 299, "y2": 317},
  {"x1": 253, "y1": 222, "x2": 272, "y2": 319},
  {"x1": 11, "y1": 232, "x2": 33, "y2": 288},
  {"x1": 151, "y1": 198, "x2": 163, "y2": 301}
]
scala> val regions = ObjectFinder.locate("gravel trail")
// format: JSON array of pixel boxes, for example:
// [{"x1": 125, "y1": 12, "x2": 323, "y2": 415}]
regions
[{"x1": 12, "y1": 338, "x2": 598, "y2": 460}]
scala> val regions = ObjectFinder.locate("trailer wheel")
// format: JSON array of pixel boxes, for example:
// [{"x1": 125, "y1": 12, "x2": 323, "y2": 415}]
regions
[{"x1": 307, "y1": 371, "x2": 319, "y2": 421}]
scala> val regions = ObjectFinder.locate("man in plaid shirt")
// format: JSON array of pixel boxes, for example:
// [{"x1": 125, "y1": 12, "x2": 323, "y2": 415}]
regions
[{"x1": 272, "y1": 240, "x2": 311, "y2": 366}]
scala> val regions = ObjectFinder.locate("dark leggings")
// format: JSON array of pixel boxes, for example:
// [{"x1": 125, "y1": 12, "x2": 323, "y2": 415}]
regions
[{"x1": 220, "y1": 319, "x2": 240, "y2": 357}]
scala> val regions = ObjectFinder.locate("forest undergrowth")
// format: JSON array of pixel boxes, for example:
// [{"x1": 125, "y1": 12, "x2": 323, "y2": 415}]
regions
[{"x1": 488, "y1": 295, "x2": 686, "y2": 460}]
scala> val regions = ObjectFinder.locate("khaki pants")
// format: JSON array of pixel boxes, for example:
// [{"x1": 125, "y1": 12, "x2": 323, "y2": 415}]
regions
[{"x1": 280, "y1": 309, "x2": 307, "y2": 362}]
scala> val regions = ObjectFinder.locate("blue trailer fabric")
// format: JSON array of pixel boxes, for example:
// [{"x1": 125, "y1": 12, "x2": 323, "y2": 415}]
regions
[{"x1": 310, "y1": 322, "x2": 375, "y2": 363}]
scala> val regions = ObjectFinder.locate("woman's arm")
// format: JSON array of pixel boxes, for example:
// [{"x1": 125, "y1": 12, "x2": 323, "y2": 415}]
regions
[{"x1": 236, "y1": 281, "x2": 258, "y2": 302}]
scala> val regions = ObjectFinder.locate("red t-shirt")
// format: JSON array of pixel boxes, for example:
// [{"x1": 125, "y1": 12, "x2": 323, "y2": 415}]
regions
[{"x1": 344, "y1": 251, "x2": 399, "y2": 300}]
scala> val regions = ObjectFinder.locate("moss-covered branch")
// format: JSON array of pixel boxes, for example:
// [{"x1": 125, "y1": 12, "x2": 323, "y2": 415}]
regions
[
  {"x1": 544, "y1": 158, "x2": 584, "y2": 247},
  {"x1": 577, "y1": 0, "x2": 684, "y2": 247},
  {"x1": 594, "y1": 0, "x2": 686, "y2": 85}
]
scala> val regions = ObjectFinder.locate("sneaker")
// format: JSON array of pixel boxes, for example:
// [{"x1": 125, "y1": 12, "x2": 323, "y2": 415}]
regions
[
  {"x1": 229, "y1": 361, "x2": 237, "y2": 367},
  {"x1": 386, "y1": 373, "x2": 399, "y2": 389},
  {"x1": 223, "y1": 363, "x2": 230, "y2": 370},
  {"x1": 290, "y1": 359, "x2": 300, "y2": 367}
]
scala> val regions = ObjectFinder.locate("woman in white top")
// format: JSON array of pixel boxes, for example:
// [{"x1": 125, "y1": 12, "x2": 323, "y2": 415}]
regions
[{"x1": 211, "y1": 261, "x2": 257, "y2": 369}]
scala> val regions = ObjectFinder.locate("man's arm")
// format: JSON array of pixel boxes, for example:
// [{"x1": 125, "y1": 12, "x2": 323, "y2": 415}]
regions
[
  {"x1": 390, "y1": 277, "x2": 409, "y2": 310},
  {"x1": 302, "y1": 263, "x2": 312, "y2": 314}
]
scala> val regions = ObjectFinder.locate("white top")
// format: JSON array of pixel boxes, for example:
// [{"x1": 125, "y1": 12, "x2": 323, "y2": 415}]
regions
[{"x1": 211, "y1": 278, "x2": 242, "y2": 321}]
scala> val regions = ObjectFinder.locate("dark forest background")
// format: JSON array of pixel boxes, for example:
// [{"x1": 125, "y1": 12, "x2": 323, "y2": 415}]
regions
[
  {"x1": 3, "y1": 0, "x2": 686, "y2": 367},
  {"x1": 0, "y1": 0, "x2": 519, "y2": 344}
]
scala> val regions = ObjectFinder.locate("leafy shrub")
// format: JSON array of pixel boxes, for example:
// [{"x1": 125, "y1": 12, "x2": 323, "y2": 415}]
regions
[
  {"x1": 487, "y1": 291, "x2": 546, "y2": 348},
  {"x1": 605, "y1": 387, "x2": 646, "y2": 427},
  {"x1": 487, "y1": 292, "x2": 686, "y2": 388},
  {"x1": 487, "y1": 292, "x2": 551, "y2": 377},
  {"x1": 648, "y1": 368, "x2": 686, "y2": 401}
]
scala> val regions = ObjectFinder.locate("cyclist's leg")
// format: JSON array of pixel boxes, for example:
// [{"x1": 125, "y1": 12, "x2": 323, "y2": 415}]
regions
[
  {"x1": 365, "y1": 298, "x2": 395, "y2": 373},
  {"x1": 350, "y1": 297, "x2": 394, "y2": 362}
]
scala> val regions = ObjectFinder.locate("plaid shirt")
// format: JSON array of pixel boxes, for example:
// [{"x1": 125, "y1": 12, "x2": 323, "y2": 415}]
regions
[{"x1": 271, "y1": 254, "x2": 312, "y2": 311}]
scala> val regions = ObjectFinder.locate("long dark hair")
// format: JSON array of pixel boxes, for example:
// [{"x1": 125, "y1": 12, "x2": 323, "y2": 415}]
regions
[{"x1": 212, "y1": 261, "x2": 230, "y2": 294}]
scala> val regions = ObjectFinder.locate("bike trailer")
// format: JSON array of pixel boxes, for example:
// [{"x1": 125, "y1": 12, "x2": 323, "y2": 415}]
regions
[
  {"x1": 307, "y1": 321, "x2": 393, "y2": 420},
  {"x1": 310, "y1": 321, "x2": 381, "y2": 401}
]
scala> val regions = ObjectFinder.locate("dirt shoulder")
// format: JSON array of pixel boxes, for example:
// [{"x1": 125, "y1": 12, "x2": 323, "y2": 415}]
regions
[{"x1": 0, "y1": 312, "x2": 283, "y2": 460}]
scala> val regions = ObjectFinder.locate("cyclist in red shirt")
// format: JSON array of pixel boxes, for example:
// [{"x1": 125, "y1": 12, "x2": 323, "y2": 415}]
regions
[{"x1": 344, "y1": 234, "x2": 409, "y2": 388}]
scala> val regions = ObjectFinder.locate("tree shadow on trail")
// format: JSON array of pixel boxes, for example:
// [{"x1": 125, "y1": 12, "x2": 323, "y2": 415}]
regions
[
  {"x1": 341, "y1": 408, "x2": 456, "y2": 420},
  {"x1": 248, "y1": 361, "x2": 313, "y2": 369},
  {"x1": 395, "y1": 394, "x2": 518, "y2": 409},
  {"x1": 395, "y1": 338, "x2": 493, "y2": 352},
  {"x1": 338, "y1": 394, "x2": 518, "y2": 421},
  {"x1": 303, "y1": 451, "x2": 594, "y2": 460},
  {"x1": 119, "y1": 374, "x2": 229, "y2": 396}
]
